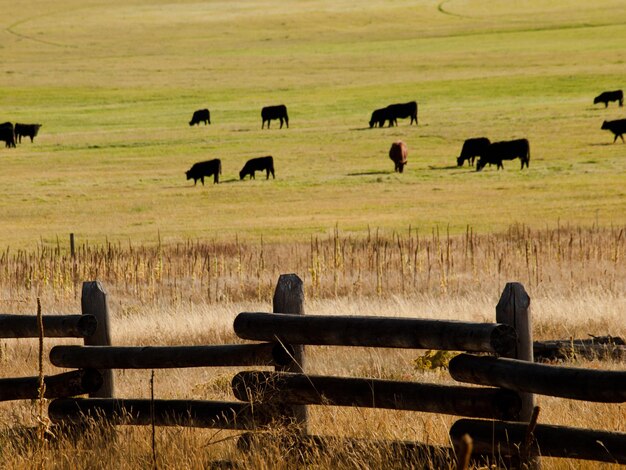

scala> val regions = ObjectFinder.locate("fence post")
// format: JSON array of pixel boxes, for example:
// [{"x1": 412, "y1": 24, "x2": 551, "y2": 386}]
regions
[
  {"x1": 496, "y1": 282, "x2": 539, "y2": 469},
  {"x1": 496, "y1": 282, "x2": 535, "y2": 419},
  {"x1": 272, "y1": 274, "x2": 307, "y2": 432},
  {"x1": 82, "y1": 281, "x2": 114, "y2": 398}
]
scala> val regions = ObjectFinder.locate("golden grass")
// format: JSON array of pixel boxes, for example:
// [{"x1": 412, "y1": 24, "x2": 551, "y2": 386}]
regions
[{"x1": 0, "y1": 225, "x2": 624, "y2": 468}]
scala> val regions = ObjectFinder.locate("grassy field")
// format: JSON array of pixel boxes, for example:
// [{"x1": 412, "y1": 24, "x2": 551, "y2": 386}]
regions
[
  {"x1": 1, "y1": 1, "x2": 625, "y2": 468},
  {"x1": 0, "y1": 0, "x2": 624, "y2": 248}
]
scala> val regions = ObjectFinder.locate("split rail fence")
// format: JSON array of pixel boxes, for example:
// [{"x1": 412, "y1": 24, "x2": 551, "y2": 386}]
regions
[{"x1": 1, "y1": 276, "x2": 625, "y2": 468}]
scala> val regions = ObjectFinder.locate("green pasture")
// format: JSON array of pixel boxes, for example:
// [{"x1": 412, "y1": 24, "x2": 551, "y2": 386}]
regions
[{"x1": 0, "y1": 0, "x2": 624, "y2": 247}]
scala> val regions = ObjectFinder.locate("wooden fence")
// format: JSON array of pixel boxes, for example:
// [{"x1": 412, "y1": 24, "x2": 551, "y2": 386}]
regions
[{"x1": 1, "y1": 275, "x2": 625, "y2": 468}]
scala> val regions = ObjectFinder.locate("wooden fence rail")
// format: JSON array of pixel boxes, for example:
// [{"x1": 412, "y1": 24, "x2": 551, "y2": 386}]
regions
[
  {"x1": 48, "y1": 398, "x2": 274, "y2": 430},
  {"x1": 450, "y1": 418, "x2": 626, "y2": 465},
  {"x1": 49, "y1": 343, "x2": 293, "y2": 369},
  {"x1": 449, "y1": 354, "x2": 626, "y2": 402},
  {"x1": 238, "y1": 432, "x2": 456, "y2": 467},
  {"x1": 234, "y1": 312, "x2": 517, "y2": 355},
  {"x1": 0, "y1": 314, "x2": 97, "y2": 338},
  {"x1": 0, "y1": 369, "x2": 102, "y2": 402},
  {"x1": 232, "y1": 371, "x2": 522, "y2": 420}
]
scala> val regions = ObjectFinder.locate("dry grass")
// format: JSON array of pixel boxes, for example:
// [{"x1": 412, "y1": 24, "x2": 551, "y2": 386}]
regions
[{"x1": 0, "y1": 224, "x2": 624, "y2": 468}]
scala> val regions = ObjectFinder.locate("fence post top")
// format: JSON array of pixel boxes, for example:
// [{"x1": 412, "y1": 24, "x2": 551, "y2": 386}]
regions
[
  {"x1": 496, "y1": 282, "x2": 530, "y2": 311},
  {"x1": 82, "y1": 280, "x2": 107, "y2": 295},
  {"x1": 273, "y1": 274, "x2": 304, "y2": 315}
]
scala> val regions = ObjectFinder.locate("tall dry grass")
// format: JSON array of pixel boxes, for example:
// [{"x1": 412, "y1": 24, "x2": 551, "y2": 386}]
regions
[
  {"x1": 0, "y1": 224, "x2": 624, "y2": 469},
  {"x1": 1, "y1": 223, "x2": 623, "y2": 309}
]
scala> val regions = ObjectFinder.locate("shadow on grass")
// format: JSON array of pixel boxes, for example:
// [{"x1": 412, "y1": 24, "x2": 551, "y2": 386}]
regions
[
  {"x1": 347, "y1": 170, "x2": 390, "y2": 176},
  {"x1": 177, "y1": 178, "x2": 240, "y2": 188},
  {"x1": 588, "y1": 142, "x2": 622, "y2": 146},
  {"x1": 428, "y1": 165, "x2": 465, "y2": 171}
]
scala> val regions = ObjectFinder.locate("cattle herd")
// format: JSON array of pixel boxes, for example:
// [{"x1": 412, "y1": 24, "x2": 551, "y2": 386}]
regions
[
  {"x1": 0, "y1": 122, "x2": 41, "y2": 148},
  {"x1": 2, "y1": 89, "x2": 623, "y2": 184}
]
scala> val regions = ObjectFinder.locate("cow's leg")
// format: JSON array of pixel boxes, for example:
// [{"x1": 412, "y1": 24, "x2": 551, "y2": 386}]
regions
[
  {"x1": 279, "y1": 118, "x2": 284, "y2": 129},
  {"x1": 619, "y1": 133, "x2": 625, "y2": 143},
  {"x1": 201, "y1": 176, "x2": 205, "y2": 185},
  {"x1": 214, "y1": 172, "x2": 219, "y2": 184}
]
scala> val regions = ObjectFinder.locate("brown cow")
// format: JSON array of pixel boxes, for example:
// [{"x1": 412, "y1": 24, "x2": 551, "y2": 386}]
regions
[{"x1": 389, "y1": 141, "x2": 408, "y2": 173}]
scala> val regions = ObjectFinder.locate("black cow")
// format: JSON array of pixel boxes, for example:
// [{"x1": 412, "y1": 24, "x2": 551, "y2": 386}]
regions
[
  {"x1": 0, "y1": 122, "x2": 16, "y2": 148},
  {"x1": 239, "y1": 156, "x2": 275, "y2": 180},
  {"x1": 457, "y1": 137, "x2": 491, "y2": 166},
  {"x1": 476, "y1": 139, "x2": 530, "y2": 171},
  {"x1": 386, "y1": 101, "x2": 418, "y2": 126},
  {"x1": 189, "y1": 109, "x2": 211, "y2": 126},
  {"x1": 261, "y1": 105, "x2": 288, "y2": 129},
  {"x1": 185, "y1": 159, "x2": 221, "y2": 185},
  {"x1": 369, "y1": 107, "x2": 390, "y2": 128},
  {"x1": 15, "y1": 123, "x2": 42, "y2": 143},
  {"x1": 601, "y1": 119, "x2": 626, "y2": 143},
  {"x1": 594, "y1": 90, "x2": 623, "y2": 108}
]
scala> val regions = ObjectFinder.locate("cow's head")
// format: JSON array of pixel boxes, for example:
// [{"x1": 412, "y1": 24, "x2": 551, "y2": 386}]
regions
[
  {"x1": 239, "y1": 170, "x2": 245, "y2": 180},
  {"x1": 456, "y1": 156, "x2": 464, "y2": 167},
  {"x1": 476, "y1": 159, "x2": 486, "y2": 171},
  {"x1": 601, "y1": 120, "x2": 609, "y2": 129},
  {"x1": 185, "y1": 170, "x2": 192, "y2": 180}
]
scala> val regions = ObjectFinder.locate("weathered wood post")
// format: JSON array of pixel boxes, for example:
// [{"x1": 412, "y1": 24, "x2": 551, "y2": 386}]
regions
[
  {"x1": 496, "y1": 282, "x2": 535, "y2": 420},
  {"x1": 70, "y1": 233, "x2": 75, "y2": 258},
  {"x1": 82, "y1": 281, "x2": 114, "y2": 398},
  {"x1": 272, "y1": 274, "x2": 307, "y2": 431},
  {"x1": 496, "y1": 282, "x2": 538, "y2": 469}
]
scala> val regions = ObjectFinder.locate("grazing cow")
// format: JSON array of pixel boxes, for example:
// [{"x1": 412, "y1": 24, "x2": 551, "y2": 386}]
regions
[
  {"x1": 0, "y1": 122, "x2": 16, "y2": 148},
  {"x1": 189, "y1": 109, "x2": 211, "y2": 126},
  {"x1": 14, "y1": 123, "x2": 42, "y2": 143},
  {"x1": 457, "y1": 137, "x2": 491, "y2": 167},
  {"x1": 239, "y1": 156, "x2": 275, "y2": 180},
  {"x1": 594, "y1": 90, "x2": 623, "y2": 108},
  {"x1": 185, "y1": 159, "x2": 222, "y2": 185},
  {"x1": 386, "y1": 101, "x2": 418, "y2": 126},
  {"x1": 476, "y1": 139, "x2": 530, "y2": 171},
  {"x1": 601, "y1": 119, "x2": 626, "y2": 143},
  {"x1": 261, "y1": 105, "x2": 289, "y2": 129},
  {"x1": 369, "y1": 107, "x2": 391, "y2": 128},
  {"x1": 389, "y1": 141, "x2": 408, "y2": 173}
]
